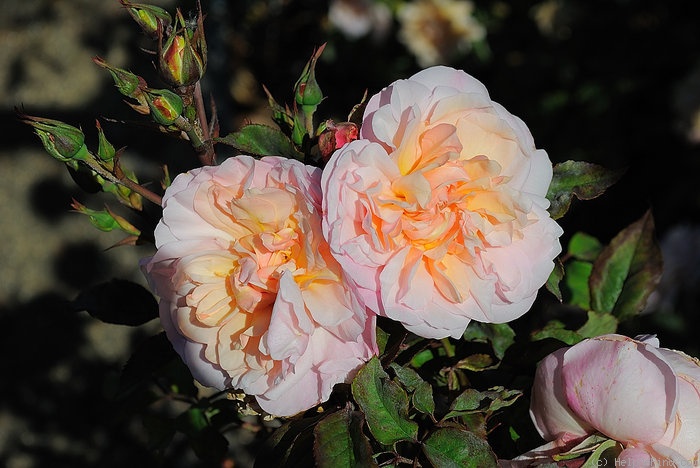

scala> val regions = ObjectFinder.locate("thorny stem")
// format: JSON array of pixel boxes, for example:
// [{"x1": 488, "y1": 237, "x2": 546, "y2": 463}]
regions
[
  {"x1": 82, "y1": 156, "x2": 163, "y2": 207},
  {"x1": 193, "y1": 81, "x2": 215, "y2": 165}
]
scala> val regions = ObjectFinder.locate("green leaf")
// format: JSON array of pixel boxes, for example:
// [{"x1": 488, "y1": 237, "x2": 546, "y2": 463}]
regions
[
  {"x1": 422, "y1": 428, "x2": 497, "y2": 468},
  {"x1": 589, "y1": 210, "x2": 663, "y2": 320},
  {"x1": 546, "y1": 259, "x2": 564, "y2": 302},
  {"x1": 351, "y1": 357, "x2": 419, "y2": 445},
  {"x1": 462, "y1": 323, "x2": 515, "y2": 360},
  {"x1": 455, "y1": 354, "x2": 494, "y2": 371},
  {"x1": 410, "y1": 349, "x2": 435, "y2": 368},
  {"x1": 376, "y1": 326, "x2": 389, "y2": 355},
  {"x1": 216, "y1": 124, "x2": 304, "y2": 160},
  {"x1": 576, "y1": 310, "x2": 618, "y2": 338},
  {"x1": 546, "y1": 161, "x2": 624, "y2": 219},
  {"x1": 580, "y1": 439, "x2": 622, "y2": 468},
  {"x1": 531, "y1": 320, "x2": 583, "y2": 345},
  {"x1": 389, "y1": 363, "x2": 435, "y2": 416},
  {"x1": 568, "y1": 232, "x2": 603, "y2": 261},
  {"x1": 447, "y1": 388, "x2": 483, "y2": 414},
  {"x1": 486, "y1": 388, "x2": 522, "y2": 412},
  {"x1": 413, "y1": 381, "x2": 435, "y2": 416},
  {"x1": 176, "y1": 407, "x2": 229, "y2": 463},
  {"x1": 313, "y1": 407, "x2": 377, "y2": 468},
  {"x1": 255, "y1": 414, "x2": 324, "y2": 468},
  {"x1": 117, "y1": 332, "x2": 179, "y2": 398},
  {"x1": 563, "y1": 260, "x2": 593, "y2": 310},
  {"x1": 73, "y1": 279, "x2": 158, "y2": 326},
  {"x1": 389, "y1": 363, "x2": 424, "y2": 391}
]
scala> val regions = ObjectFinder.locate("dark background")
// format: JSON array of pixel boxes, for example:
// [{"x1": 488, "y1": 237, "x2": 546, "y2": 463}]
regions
[{"x1": 2, "y1": 0, "x2": 700, "y2": 466}]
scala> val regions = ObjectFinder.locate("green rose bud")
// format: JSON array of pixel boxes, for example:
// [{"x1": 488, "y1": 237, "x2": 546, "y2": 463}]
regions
[
  {"x1": 293, "y1": 44, "x2": 325, "y2": 109},
  {"x1": 92, "y1": 57, "x2": 144, "y2": 98},
  {"x1": 71, "y1": 200, "x2": 140, "y2": 235},
  {"x1": 290, "y1": 45, "x2": 326, "y2": 145},
  {"x1": 158, "y1": 8, "x2": 207, "y2": 87},
  {"x1": 95, "y1": 120, "x2": 115, "y2": 164},
  {"x1": 143, "y1": 88, "x2": 184, "y2": 125},
  {"x1": 119, "y1": 0, "x2": 172, "y2": 40},
  {"x1": 21, "y1": 114, "x2": 89, "y2": 163}
]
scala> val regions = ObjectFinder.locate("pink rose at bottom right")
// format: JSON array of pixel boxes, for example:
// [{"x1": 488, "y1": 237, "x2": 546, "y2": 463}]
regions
[{"x1": 524, "y1": 334, "x2": 700, "y2": 465}]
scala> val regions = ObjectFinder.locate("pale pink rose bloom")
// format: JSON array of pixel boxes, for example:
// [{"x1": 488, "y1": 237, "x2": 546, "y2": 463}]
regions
[
  {"x1": 143, "y1": 156, "x2": 377, "y2": 417},
  {"x1": 528, "y1": 347, "x2": 592, "y2": 444},
  {"x1": 322, "y1": 66, "x2": 563, "y2": 339},
  {"x1": 527, "y1": 334, "x2": 700, "y2": 464}
]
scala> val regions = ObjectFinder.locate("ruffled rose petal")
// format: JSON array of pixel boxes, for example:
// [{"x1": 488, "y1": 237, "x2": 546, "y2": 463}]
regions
[
  {"x1": 143, "y1": 156, "x2": 377, "y2": 417},
  {"x1": 529, "y1": 347, "x2": 593, "y2": 443},
  {"x1": 561, "y1": 335, "x2": 678, "y2": 444},
  {"x1": 323, "y1": 66, "x2": 562, "y2": 339}
]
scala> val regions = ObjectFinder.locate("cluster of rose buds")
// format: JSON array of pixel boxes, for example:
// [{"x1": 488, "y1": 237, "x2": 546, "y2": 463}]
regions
[{"x1": 21, "y1": 0, "x2": 217, "y2": 245}]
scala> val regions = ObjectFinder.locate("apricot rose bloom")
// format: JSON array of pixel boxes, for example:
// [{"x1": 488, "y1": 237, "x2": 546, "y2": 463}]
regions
[
  {"x1": 322, "y1": 66, "x2": 563, "y2": 339},
  {"x1": 528, "y1": 334, "x2": 700, "y2": 464},
  {"x1": 142, "y1": 156, "x2": 377, "y2": 417}
]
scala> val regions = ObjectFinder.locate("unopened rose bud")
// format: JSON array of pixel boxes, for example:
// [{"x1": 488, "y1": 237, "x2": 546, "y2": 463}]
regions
[
  {"x1": 93, "y1": 57, "x2": 145, "y2": 99},
  {"x1": 71, "y1": 200, "x2": 140, "y2": 235},
  {"x1": 143, "y1": 88, "x2": 184, "y2": 125},
  {"x1": 294, "y1": 44, "x2": 325, "y2": 109},
  {"x1": 119, "y1": 0, "x2": 172, "y2": 40},
  {"x1": 318, "y1": 120, "x2": 359, "y2": 161},
  {"x1": 95, "y1": 120, "x2": 115, "y2": 164},
  {"x1": 158, "y1": 8, "x2": 207, "y2": 87},
  {"x1": 98, "y1": 167, "x2": 143, "y2": 211},
  {"x1": 21, "y1": 115, "x2": 89, "y2": 164}
]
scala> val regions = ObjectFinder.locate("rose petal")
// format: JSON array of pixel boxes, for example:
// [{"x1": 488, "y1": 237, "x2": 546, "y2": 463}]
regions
[{"x1": 561, "y1": 335, "x2": 678, "y2": 444}]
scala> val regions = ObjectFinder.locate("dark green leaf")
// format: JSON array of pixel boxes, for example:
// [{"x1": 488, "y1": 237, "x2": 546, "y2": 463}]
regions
[
  {"x1": 486, "y1": 388, "x2": 522, "y2": 412},
  {"x1": 589, "y1": 210, "x2": 662, "y2": 320},
  {"x1": 313, "y1": 407, "x2": 377, "y2": 468},
  {"x1": 117, "y1": 332, "x2": 178, "y2": 398},
  {"x1": 444, "y1": 387, "x2": 521, "y2": 419},
  {"x1": 176, "y1": 407, "x2": 229, "y2": 463},
  {"x1": 568, "y1": 232, "x2": 603, "y2": 261},
  {"x1": 376, "y1": 325, "x2": 389, "y2": 355},
  {"x1": 580, "y1": 439, "x2": 622, "y2": 468},
  {"x1": 445, "y1": 388, "x2": 482, "y2": 417},
  {"x1": 531, "y1": 320, "x2": 583, "y2": 345},
  {"x1": 563, "y1": 260, "x2": 593, "y2": 310},
  {"x1": 73, "y1": 279, "x2": 158, "y2": 326},
  {"x1": 255, "y1": 414, "x2": 323, "y2": 468},
  {"x1": 351, "y1": 357, "x2": 418, "y2": 445},
  {"x1": 462, "y1": 323, "x2": 515, "y2": 361},
  {"x1": 388, "y1": 364, "x2": 434, "y2": 416},
  {"x1": 576, "y1": 310, "x2": 618, "y2": 338},
  {"x1": 455, "y1": 354, "x2": 494, "y2": 371},
  {"x1": 546, "y1": 259, "x2": 564, "y2": 302},
  {"x1": 422, "y1": 428, "x2": 497, "y2": 468},
  {"x1": 413, "y1": 381, "x2": 435, "y2": 416},
  {"x1": 216, "y1": 124, "x2": 303, "y2": 160},
  {"x1": 389, "y1": 363, "x2": 425, "y2": 391},
  {"x1": 546, "y1": 161, "x2": 624, "y2": 219}
]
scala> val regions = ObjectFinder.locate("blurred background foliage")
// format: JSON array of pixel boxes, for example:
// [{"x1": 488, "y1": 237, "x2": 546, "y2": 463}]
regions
[{"x1": 2, "y1": 0, "x2": 700, "y2": 466}]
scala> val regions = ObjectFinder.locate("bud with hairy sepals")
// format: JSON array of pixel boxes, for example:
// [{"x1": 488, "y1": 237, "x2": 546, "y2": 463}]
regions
[
  {"x1": 21, "y1": 115, "x2": 89, "y2": 165},
  {"x1": 119, "y1": 0, "x2": 172, "y2": 40},
  {"x1": 158, "y1": 7, "x2": 207, "y2": 87}
]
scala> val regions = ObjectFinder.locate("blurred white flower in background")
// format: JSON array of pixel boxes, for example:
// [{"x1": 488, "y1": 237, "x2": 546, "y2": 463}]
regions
[
  {"x1": 328, "y1": 0, "x2": 392, "y2": 41},
  {"x1": 397, "y1": 0, "x2": 485, "y2": 67}
]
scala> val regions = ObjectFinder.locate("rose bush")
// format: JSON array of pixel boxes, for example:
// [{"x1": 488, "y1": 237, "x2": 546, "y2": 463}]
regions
[
  {"x1": 142, "y1": 155, "x2": 377, "y2": 417},
  {"x1": 526, "y1": 334, "x2": 700, "y2": 464},
  {"x1": 322, "y1": 66, "x2": 563, "y2": 339}
]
